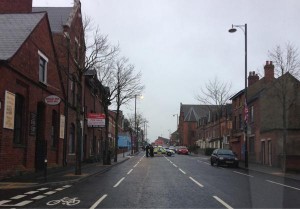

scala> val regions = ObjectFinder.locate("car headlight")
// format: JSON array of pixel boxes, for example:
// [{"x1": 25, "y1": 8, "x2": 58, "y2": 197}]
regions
[{"x1": 219, "y1": 157, "x2": 224, "y2": 160}]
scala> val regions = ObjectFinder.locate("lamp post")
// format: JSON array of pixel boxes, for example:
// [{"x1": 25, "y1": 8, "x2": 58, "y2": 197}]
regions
[
  {"x1": 229, "y1": 23, "x2": 248, "y2": 168},
  {"x1": 134, "y1": 95, "x2": 143, "y2": 152},
  {"x1": 173, "y1": 114, "x2": 179, "y2": 145}
]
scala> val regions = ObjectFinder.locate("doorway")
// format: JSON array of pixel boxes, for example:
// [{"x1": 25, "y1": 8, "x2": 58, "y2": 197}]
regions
[{"x1": 35, "y1": 102, "x2": 47, "y2": 171}]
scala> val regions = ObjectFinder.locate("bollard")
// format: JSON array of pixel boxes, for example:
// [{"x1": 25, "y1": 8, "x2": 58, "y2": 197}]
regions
[{"x1": 44, "y1": 159, "x2": 47, "y2": 182}]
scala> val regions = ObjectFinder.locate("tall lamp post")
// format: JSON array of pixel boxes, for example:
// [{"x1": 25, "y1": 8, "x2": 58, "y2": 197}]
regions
[
  {"x1": 173, "y1": 114, "x2": 179, "y2": 145},
  {"x1": 134, "y1": 95, "x2": 143, "y2": 152},
  {"x1": 229, "y1": 23, "x2": 248, "y2": 168}
]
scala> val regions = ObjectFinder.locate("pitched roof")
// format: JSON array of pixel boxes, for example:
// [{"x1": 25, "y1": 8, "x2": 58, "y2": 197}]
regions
[
  {"x1": 180, "y1": 104, "x2": 218, "y2": 122},
  {"x1": 32, "y1": 7, "x2": 73, "y2": 33},
  {"x1": 0, "y1": 13, "x2": 45, "y2": 60}
]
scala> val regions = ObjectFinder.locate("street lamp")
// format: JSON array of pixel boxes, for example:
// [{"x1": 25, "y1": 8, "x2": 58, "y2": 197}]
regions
[
  {"x1": 172, "y1": 114, "x2": 179, "y2": 145},
  {"x1": 134, "y1": 95, "x2": 143, "y2": 153},
  {"x1": 228, "y1": 23, "x2": 248, "y2": 168}
]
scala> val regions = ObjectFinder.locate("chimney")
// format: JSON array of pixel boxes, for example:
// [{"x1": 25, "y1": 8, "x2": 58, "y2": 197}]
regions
[
  {"x1": 0, "y1": 0, "x2": 32, "y2": 14},
  {"x1": 264, "y1": 61, "x2": 275, "y2": 82},
  {"x1": 248, "y1": 71, "x2": 259, "y2": 86}
]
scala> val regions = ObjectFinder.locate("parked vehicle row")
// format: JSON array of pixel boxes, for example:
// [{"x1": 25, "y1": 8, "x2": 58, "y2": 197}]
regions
[{"x1": 210, "y1": 148, "x2": 239, "y2": 168}]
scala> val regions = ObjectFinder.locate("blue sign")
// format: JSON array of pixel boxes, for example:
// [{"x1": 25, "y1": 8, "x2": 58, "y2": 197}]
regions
[{"x1": 118, "y1": 135, "x2": 131, "y2": 148}]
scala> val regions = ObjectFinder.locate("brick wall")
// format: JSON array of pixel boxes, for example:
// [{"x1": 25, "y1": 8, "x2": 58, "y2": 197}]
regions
[{"x1": 0, "y1": 0, "x2": 32, "y2": 13}]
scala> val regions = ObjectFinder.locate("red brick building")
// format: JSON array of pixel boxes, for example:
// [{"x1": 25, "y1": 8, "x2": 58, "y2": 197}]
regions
[
  {"x1": 0, "y1": 11, "x2": 64, "y2": 178},
  {"x1": 230, "y1": 61, "x2": 300, "y2": 170}
]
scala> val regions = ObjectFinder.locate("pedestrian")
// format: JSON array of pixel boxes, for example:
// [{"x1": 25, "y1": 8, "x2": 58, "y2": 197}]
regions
[
  {"x1": 146, "y1": 144, "x2": 149, "y2": 157},
  {"x1": 150, "y1": 145, "x2": 154, "y2": 157}
]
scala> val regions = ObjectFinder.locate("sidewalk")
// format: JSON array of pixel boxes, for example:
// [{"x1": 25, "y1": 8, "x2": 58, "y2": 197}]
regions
[
  {"x1": 190, "y1": 152, "x2": 300, "y2": 181},
  {"x1": 0, "y1": 152, "x2": 133, "y2": 189}
]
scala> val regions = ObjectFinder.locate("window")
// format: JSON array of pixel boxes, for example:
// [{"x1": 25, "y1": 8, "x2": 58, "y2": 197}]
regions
[
  {"x1": 249, "y1": 137, "x2": 255, "y2": 153},
  {"x1": 13, "y1": 94, "x2": 25, "y2": 144},
  {"x1": 38, "y1": 51, "x2": 48, "y2": 84},
  {"x1": 51, "y1": 110, "x2": 58, "y2": 148},
  {"x1": 69, "y1": 123, "x2": 75, "y2": 153},
  {"x1": 71, "y1": 76, "x2": 76, "y2": 106}
]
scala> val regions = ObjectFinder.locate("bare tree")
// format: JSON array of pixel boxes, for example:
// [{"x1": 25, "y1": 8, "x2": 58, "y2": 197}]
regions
[
  {"x1": 268, "y1": 42, "x2": 300, "y2": 171},
  {"x1": 195, "y1": 77, "x2": 232, "y2": 107},
  {"x1": 195, "y1": 77, "x2": 232, "y2": 148},
  {"x1": 112, "y1": 57, "x2": 144, "y2": 161},
  {"x1": 75, "y1": 18, "x2": 119, "y2": 167}
]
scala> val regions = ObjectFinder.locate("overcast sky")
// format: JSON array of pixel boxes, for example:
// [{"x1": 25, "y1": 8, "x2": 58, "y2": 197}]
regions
[{"x1": 33, "y1": 0, "x2": 300, "y2": 142}]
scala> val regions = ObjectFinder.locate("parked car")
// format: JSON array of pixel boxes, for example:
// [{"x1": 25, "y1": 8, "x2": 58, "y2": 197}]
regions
[
  {"x1": 210, "y1": 149, "x2": 239, "y2": 167},
  {"x1": 177, "y1": 146, "x2": 189, "y2": 155},
  {"x1": 164, "y1": 147, "x2": 175, "y2": 156}
]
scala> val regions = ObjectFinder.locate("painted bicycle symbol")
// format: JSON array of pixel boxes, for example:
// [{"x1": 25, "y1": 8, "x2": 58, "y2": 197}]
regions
[{"x1": 47, "y1": 197, "x2": 80, "y2": 206}]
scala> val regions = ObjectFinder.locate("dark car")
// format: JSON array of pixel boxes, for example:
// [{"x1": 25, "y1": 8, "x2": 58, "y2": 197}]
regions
[{"x1": 210, "y1": 149, "x2": 239, "y2": 167}]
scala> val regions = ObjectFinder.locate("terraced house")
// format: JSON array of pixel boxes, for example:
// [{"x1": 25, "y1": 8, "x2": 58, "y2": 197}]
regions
[{"x1": 0, "y1": 0, "x2": 115, "y2": 179}]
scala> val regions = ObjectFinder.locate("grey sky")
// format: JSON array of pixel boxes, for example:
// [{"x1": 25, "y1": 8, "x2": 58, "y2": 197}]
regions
[{"x1": 33, "y1": 0, "x2": 300, "y2": 142}]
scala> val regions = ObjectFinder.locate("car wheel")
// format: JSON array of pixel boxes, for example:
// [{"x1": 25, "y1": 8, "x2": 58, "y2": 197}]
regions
[
  {"x1": 210, "y1": 159, "x2": 214, "y2": 166},
  {"x1": 167, "y1": 152, "x2": 171, "y2": 156},
  {"x1": 216, "y1": 160, "x2": 220, "y2": 167}
]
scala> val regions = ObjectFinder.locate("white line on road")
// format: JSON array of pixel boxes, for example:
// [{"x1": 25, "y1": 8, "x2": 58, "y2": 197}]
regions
[
  {"x1": 89, "y1": 194, "x2": 108, "y2": 209},
  {"x1": 213, "y1": 196, "x2": 233, "y2": 209},
  {"x1": 203, "y1": 162, "x2": 210, "y2": 165},
  {"x1": 173, "y1": 164, "x2": 178, "y2": 168},
  {"x1": 10, "y1": 195, "x2": 26, "y2": 199},
  {"x1": 133, "y1": 162, "x2": 139, "y2": 167},
  {"x1": 25, "y1": 191, "x2": 39, "y2": 195},
  {"x1": 189, "y1": 177, "x2": 204, "y2": 187},
  {"x1": 113, "y1": 177, "x2": 125, "y2": 188},
  {"x1": 37, "y1": 187, "x2": 48, "y2": 191},
  {"x1": 179, "y1": 168, "x2": 186, "y2": 174},
  {"x1": 127, "y1": 169, "x2": 133, "y2": 175},
  {"x1": 233, "y1": 171, "x2": 254, "y2": 178},
  {"x1": 44, "y1": 191, "x2": 57, "y2": 195},
  {"x1": 266, "y1": 180, "x2": 300, "y2": 191},
  {"x1": 31, "y1": 195, "x2": 46, "y2": 200}
]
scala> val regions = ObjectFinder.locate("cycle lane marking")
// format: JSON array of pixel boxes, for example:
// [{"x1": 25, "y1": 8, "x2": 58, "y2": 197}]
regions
[{"x1": 89, "y1": 194, "x2": 108, "y2": 209}]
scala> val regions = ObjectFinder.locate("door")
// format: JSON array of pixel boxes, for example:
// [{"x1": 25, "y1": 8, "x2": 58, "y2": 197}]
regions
[
  {"x1": 35, "y1": 102, "x2": 47, "y2": 171},
  {"x1": 261, "y1": 141, "x2": 265, "y2": 164},
  {"x1": 268, "y1": 140, "x2": 272, "y2": 166}
]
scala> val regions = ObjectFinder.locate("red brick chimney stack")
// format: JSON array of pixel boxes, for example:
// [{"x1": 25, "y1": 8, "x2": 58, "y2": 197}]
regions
[
  {"x1": 264, "y1": 60, "x2": 275, "y2": 82},
  {"x1": 0, "y1": 0, "x2": 32, "y2": 14},
  {"x1": 248, "y1": 71, "x2": 259, "y2": 86}
]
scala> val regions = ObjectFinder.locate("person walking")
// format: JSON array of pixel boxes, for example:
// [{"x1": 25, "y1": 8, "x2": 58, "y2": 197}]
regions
[
  {"x1": 146, "y1": 144, "x2": 149, "y2": 157},
  {"x1": 150, "y1": 145, "x2": 154, "y2": 157}
]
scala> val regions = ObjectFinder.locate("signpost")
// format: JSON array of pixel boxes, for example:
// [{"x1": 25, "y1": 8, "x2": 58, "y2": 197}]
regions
[{"x1": 87, "y1": 113, "x2": 105, "y2": 128}]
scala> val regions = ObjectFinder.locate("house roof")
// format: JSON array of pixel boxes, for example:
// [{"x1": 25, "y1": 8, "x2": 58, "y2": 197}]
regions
[
  {"x1": 0, "y1": 13, "x2": 45, "y2": 60},
  {"x1": 32, "y1": 7, "x2": 73, "y2": 33},
  {"x1": 180, "y1": 104, "x2": 218, "y2": 122}
]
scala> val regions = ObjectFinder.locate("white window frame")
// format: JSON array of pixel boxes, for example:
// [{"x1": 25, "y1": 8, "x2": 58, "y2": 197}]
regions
[{"x1": 38, "y1": 50, "x2": 48, "y2": 84}]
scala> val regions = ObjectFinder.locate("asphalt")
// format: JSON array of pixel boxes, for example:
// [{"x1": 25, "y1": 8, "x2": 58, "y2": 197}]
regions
[{"x1": 1, "y1": 151, "x2": 299, "y2": 189}]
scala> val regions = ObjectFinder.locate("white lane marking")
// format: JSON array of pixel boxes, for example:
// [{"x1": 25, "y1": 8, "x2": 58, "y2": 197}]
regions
[
  {"x1": 31, "y1": 195, "x2": 46, "y2": 200},
  {"x1": 55, "y1": 187, "x2": 65, "y2": 191},
  {"x1": 133, "y1": 162, "x2": 139, "y2": 167},
  {"x1": 189, "y1": 177, "x2": 204, "y2": 188},
  {"x1": 213, "y1": 196, "x2": 233, "y2": 209},
  {"x1": 266, "y1": 180, "x2": 300, "y2": 191},
  {"x1": 0, "y1": 200, "x2": 33, "y2": 207},
  {"x1": 127, "y1": 169, "x2": 133, "y2": 175},
  {"x1": 179, "y1": 168, "x2": 186, "y2": 174},
  {"x1": 44, "y1": 191, "x2": 57, "y2": 195},
  {"x1": 233, "y1": 171, "x2": 254, "y2": 178},
  {"x1": 173, "y1": 164, "x2": 178, "y2": 168},
  {"x1": 25, "y1": 191, "x2": 39, "y2": 195},
  {"x1": 113, "y1": 177, "x2": 125, "y2": 188},
  {"x1": 203, "y1": 162, "x2": 210, "y2": 165},
  {"x1": 89, "y1": 194, "x2": 108, "y2": 209},
  {"x1": 10, "y1": 195, "x2": 26, "y2": 199},
  {"x1": 62, "y1": 185, "x2": 72, "y2": 188},
  {"x1": 37, "y1": 187, "x2": 48, "y2": 191}
]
